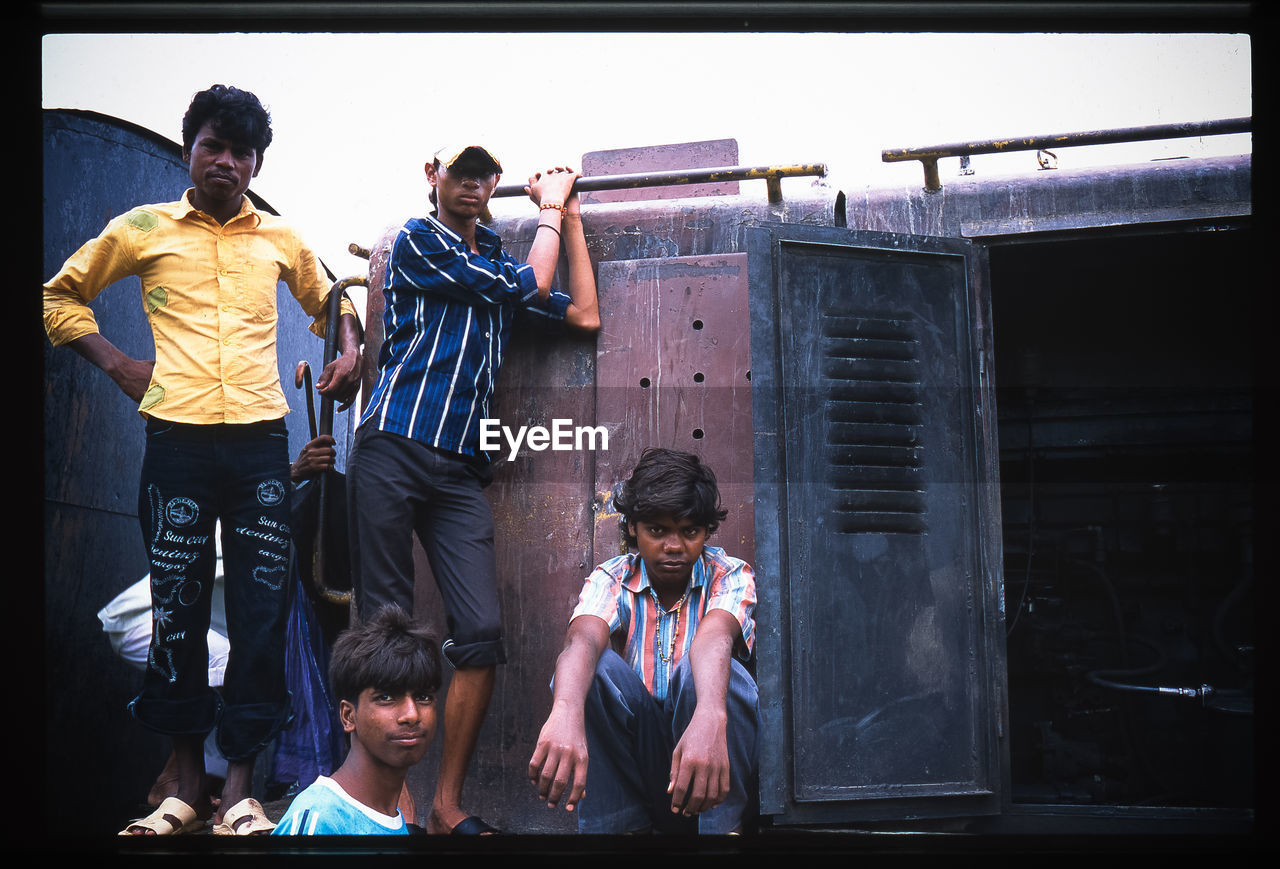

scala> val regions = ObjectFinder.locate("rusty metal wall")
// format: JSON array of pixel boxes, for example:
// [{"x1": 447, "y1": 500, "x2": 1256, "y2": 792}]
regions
[{"x1": 43, "y1": 109, "x2": 341, "y2": 834}]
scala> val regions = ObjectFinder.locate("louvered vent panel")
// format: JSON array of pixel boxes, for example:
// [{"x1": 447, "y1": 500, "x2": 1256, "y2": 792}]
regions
[{"x1": 821, "y1": 314, "x2": 926, "y2": 534}]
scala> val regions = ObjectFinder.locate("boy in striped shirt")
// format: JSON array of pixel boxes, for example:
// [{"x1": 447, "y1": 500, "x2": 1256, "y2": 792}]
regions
[
  {"x1": 528, "y1": 448, "x2": 758, "y2": 834},
  {"x1": 347, "y1": 145, "x2": 599, "y2": 834}
]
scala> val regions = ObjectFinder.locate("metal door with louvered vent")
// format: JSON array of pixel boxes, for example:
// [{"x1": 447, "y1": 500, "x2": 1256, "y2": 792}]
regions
[{"x1": 747, "y1": 224, "x2": 1007, "y2": 825}]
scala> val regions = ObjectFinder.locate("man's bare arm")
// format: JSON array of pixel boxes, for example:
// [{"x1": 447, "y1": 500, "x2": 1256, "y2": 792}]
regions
[
  {"x1": 560, "y1": 186, "x2": 600, "y2": 333},
  {"x1": 523, "y1": 168, "x2": 581, "y2": 297},
  {"x1": 528, "y1": 614, "x2": 610, "y2": 812},
  {"x1": 668, "y1": 608, "x2": 740, "y2": 817},
  {"x1": 66, "y1": 333, "x2": 155, "y2": 404}
]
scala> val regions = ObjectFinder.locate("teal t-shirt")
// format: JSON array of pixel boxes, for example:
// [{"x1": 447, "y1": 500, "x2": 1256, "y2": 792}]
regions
[{"x1": 272, "y1": 775, "x2": 408, "y2": 835}]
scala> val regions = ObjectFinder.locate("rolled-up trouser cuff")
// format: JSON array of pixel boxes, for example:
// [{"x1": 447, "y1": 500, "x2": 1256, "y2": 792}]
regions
[
  {"x1": 129, "y1": 690, "x2": 220, "y2": 736},
  {"x1": 215, "y1": 698, "x2": 295, "y2": 762},
  {"x1": 442, "y1": 637, "x2": 506, "y2": 669},
  {"x1": 128, "y1": 691, "x2": 293, "y2": 762}
]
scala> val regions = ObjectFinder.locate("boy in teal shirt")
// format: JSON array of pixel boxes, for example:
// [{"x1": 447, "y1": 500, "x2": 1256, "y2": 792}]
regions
[{"x1": 274, "y1": 605, "x2": 440, "y2": 835}]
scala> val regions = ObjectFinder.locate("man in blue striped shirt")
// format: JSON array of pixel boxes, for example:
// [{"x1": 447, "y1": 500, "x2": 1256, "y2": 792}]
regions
[{"x1": 347, "y1": 143, "x2": 599, "y2": 835}]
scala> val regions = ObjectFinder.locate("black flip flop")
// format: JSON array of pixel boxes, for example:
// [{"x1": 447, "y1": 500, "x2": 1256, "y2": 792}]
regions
[{"x1": 451, "y1": 816, "x2": 501, "y2": 835}]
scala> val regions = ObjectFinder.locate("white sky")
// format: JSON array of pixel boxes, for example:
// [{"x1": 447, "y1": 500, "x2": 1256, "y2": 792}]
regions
[{"x1": 43, "y1": 32, "x2": 1251, "y2": 291}]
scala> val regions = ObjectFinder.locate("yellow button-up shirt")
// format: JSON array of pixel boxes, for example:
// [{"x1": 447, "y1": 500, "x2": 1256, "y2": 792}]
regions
[{"x1": 44, "y1": 190, "x2": 355, "y2": 425}]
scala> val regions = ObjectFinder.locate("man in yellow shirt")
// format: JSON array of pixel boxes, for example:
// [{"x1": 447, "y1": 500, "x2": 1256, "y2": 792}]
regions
[{"x1": 44, "y1": 84, "x2": 362, "y2": 836}]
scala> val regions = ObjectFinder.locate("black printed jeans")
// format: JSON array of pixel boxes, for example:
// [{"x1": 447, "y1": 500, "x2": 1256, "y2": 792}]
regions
[{"x1": 129, "y1": 418, "x2": 293, "y2": 762}]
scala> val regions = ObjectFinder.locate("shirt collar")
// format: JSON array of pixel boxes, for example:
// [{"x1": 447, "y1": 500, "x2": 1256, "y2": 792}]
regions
[
  {"x1": 624, "y1": 550, "x2": 709, "y2": 598},
  {"x1": 424, "y1": 212, "x2": 502, "y2": 256},
  {"x1": 178, "y1": 188, "x2": 261, "y2": 227}
]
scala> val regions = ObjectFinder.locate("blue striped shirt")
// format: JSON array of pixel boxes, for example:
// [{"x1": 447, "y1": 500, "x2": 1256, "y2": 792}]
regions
[{"x1": 359, "y1": 214, "x2": 571, "y2": 457}]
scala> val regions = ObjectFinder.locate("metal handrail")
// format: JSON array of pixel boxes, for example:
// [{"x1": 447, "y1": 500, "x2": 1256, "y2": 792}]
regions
[
  {"x1": 493, "y1": 163, "x2": 828, "y2": 204},
  {"x1": 883, "y1": 117, "x2": 1252, "y2": 193}
]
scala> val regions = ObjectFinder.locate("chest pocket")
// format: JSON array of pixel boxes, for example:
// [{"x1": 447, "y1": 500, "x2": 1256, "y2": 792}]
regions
[{"x1": 222, "y1": 231, "x2": 284, "y2": 319}]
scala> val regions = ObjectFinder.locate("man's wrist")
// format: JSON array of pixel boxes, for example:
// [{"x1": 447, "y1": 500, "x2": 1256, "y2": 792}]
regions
[
  {"x1": 551, "y1": 695, "x2": 584, "y2": 714},
  {"x1": 691, "y1": 703, "x2": 730, "y2": 728}
]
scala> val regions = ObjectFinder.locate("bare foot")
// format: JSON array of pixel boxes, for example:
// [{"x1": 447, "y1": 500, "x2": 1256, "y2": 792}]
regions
[
  {"x1": 146, "y1": 751, "x2": 182, "y2": 807},
  {"x1": 426, "y1": 807, "x2": 497, "y2": 835},
  {"x1": 425, "y1": 807, "x2": 459, "y2": 835}
]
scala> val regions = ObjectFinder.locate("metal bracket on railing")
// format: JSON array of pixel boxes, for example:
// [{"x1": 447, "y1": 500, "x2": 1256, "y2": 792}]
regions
[
  {"x1": 492, "y1": 163, "x2": 828, "y2": 205},
  {"x1": 882, "y1": 117, "x2": 1251, "y2": 193}
]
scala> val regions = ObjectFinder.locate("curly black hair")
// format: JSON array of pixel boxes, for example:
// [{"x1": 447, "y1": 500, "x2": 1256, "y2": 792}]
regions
[
  {"x1": 329, "y1": 605, "x2": 442, "y2": 707},
  {"x1": 613, "y1": 447, "x2": 727, "y2": 550},
  {"x1": 181, "y1": 84, "x2": 273, "y2": 155}
]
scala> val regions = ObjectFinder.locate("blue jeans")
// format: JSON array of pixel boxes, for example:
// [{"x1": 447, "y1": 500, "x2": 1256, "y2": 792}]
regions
[
  {"x1": 129, "y1": 419, "x2": 293, "y2": 762},
  {"x1": 579, "y1": 650, "x2": 759, "y2": 834}
]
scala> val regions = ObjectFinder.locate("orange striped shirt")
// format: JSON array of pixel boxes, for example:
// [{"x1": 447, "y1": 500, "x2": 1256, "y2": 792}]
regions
[{"x1": 570, "y1": 546, "x2": 756, "y2": 701}]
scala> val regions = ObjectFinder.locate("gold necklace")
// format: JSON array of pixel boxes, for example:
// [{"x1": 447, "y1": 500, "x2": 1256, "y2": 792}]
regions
[{"x1": 655, "y1": 590, "x2": 689, "y2": 662}]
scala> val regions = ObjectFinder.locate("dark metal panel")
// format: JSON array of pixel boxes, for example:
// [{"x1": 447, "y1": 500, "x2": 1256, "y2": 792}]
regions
[
  {"x1": 43, "y1": 110, "x2": 197, "y2": 834},
  {"x1": 749, "y1": 223, "x2": 1005, "y2": 824},
  {"x1": 43, "y1": 111, "x2": 188, "y2": 514}
]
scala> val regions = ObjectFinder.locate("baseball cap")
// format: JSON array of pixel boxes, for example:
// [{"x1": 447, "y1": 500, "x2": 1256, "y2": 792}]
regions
[{"x1": 434, "y1": 143, "x2": 502, "y2": 174}]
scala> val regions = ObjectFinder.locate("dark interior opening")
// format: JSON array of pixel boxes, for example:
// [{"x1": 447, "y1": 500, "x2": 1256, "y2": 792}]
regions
[{"x1": 989, "y1": 226, "x2": 1254, "y2": 811}]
